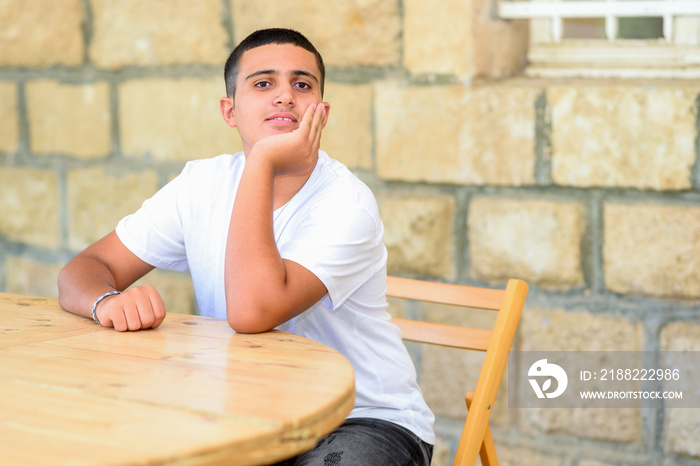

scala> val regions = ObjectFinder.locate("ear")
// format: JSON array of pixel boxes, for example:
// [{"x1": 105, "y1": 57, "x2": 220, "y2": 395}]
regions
[
  {"x1": 320, "y1": 102, "x2": 330, "y2": 128},
  {"x1": 220, "y1": 97, "x2": 236, "y2": 128}
]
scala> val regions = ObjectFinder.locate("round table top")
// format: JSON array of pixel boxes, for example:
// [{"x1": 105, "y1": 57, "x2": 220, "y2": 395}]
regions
[{"x1": 0, "y1": 293, "x2": 356, "y2": 465}]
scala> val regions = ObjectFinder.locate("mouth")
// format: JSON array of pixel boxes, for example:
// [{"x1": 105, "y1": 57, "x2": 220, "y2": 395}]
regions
[{"x1": 266, "y1": 113, "x2": 298, "y2": 123}]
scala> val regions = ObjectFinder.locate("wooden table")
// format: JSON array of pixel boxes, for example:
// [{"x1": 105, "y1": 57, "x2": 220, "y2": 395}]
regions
[{"x1": 0, "y1": 293, "x2": 355, "y2": 465}]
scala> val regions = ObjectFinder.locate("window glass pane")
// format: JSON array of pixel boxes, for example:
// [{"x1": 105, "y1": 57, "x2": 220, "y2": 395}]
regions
[
  {"x1": 563, "y1": 18, "x2": 606, "y2": 39},
  {"x1": 618, "y1": 17, "x2": 664, "y2": 39}
]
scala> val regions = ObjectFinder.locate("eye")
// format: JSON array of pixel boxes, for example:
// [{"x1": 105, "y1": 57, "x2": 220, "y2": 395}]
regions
[
  {"x1": 254, "y1": 80, "x2": 271, "y2": 89},
  {"x1": 294, "y1": 81, "x2": 312, "y2": 90}
]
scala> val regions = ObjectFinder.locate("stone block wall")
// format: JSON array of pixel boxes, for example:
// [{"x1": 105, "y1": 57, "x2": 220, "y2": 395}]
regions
[{"x1": 1, "y1": 1, "x2": 699, "y2": 465}]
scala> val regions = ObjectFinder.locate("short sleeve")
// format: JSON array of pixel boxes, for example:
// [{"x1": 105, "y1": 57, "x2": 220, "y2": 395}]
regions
[
  {"x1": 115, "y1": 173, "x2": 189, "y2": 272},
  {"x1": 278, "y1": 199, "x2": 385, "y2": 310}
]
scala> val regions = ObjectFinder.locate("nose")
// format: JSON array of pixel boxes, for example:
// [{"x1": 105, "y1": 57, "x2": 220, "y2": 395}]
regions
[{"x1": 274, "y1": 82, "x2": 295, "y2": 106}]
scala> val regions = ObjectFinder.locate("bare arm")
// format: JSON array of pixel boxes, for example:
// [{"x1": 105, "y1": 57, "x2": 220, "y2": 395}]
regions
[
  {"x1": 58, "y1": 231, "x2": 166, "y2": 331},
  {"x1": 225, "y1": 103, "x2": 329, "y2": 333}
]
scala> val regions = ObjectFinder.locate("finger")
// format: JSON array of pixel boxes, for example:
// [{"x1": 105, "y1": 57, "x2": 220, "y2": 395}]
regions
[
  {"x1": 310, "y1": 103, "x2": 324, "y2": 135},
  {"x1": 148, "y1": 291, "x2": 167, "y2": 329},
  {"x1": 309, "y1": 103, "x2": 325, "y2": 146},
  {"x1": 302, "y1": 104, "x2": 321, "y2": 146},
  {"x1": 97, "y1": 296, "x2": 127, "y2": 330},
  {"x1": 96, "y1": 305, "x2": 115, "y2": 329},
  {"x1": 138, "y1": 305, "x2": 156, "y2": 329},
  {"x1": 299, "y1": 103, "x2": 317, "y2": 133},
  {"x1": 109, "y1": 307, "x2": 128, "y2": 332},
  {"x1": 133, "y1": 286, "x2": 157, "y2": 328},
  {"x1": 124, "y1": 303, "x2": 143, "y2": 331}
]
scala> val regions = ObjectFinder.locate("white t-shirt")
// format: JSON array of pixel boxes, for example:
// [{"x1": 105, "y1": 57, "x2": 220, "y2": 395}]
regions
[{"x1": 116, "y1": 150, "x2": 435, "y2": 444}]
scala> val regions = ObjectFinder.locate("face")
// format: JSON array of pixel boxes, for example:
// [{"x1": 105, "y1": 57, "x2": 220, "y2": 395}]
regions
[{"x1": 220, "y1": 43, "x2": 329, "y2": 154}]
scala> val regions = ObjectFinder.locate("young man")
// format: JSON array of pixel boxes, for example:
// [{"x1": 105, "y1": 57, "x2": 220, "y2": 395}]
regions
[{"x1": 58, "y1": 28, "x2": 434, "y2": 465}]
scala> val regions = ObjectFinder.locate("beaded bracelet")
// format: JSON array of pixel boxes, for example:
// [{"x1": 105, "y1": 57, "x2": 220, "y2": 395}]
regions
[{"x1": 91, "y1": 290, "x2": 121, "y2": 325}]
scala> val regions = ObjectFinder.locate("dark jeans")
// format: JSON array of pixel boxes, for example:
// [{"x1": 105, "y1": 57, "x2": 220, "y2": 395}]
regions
[{"x1": 272, "y1": 418, "x2": 433, "y2": 466}]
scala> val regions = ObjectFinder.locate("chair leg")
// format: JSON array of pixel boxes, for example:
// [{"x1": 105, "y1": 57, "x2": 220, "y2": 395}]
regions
[{"x1": 465, "y1": 392, "x2": 498, "y2": 466}]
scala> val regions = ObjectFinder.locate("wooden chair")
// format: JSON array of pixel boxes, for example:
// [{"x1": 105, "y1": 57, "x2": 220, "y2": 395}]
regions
[{"x1": 387, "y1": 276, "x2": 528, "y2": 466}]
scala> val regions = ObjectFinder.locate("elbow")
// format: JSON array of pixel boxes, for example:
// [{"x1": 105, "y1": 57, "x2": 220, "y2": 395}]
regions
[
  {"x1": 56, "y1": 265, "x2": 72, "y2": 309},
  {"x1": 227, "y1": 317, "x2": 273, "y2": 334},
  {"x1": 226, "y1": 303, "x2": 275, "y2": 334},
  {"x1": 57, "y1": 263, "x2": 69, "y2": 291}
]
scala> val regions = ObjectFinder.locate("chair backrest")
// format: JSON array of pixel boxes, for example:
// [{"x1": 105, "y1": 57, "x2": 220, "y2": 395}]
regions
[{"x1": 387, "y1": 276, "x2": 528, "y2": 466}]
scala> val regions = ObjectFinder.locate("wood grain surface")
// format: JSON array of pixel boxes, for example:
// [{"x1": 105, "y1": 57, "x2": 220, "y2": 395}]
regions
[{"x1": 0, "y1": 293, "x2": 355, "y2": 465}]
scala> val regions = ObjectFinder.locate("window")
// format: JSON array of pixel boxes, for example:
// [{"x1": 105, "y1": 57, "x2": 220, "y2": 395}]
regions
[{"x1": 498, "y1": 1, "x2": 700, "y2": 78}]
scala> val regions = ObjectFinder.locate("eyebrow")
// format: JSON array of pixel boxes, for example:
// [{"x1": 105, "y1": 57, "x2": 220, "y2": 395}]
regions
[{"x1": 244, "y1": 69, "x2": 320, "y2": 84}]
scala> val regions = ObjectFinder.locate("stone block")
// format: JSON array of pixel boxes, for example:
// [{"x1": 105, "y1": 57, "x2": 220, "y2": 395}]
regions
[
  {"x1": 403, "y1": 0, "x2": 474, "y2": 76},
  {"x1": 468, "y1": 198, "x2": 585, "y2": 287},
  {"x1": 67, "y1": 168, "x2": 158, "y2": 250},
  {"x1": 119, "y1": 78, "x2": 242, "y2": 161},
  {"x1": 471, "y1": 0, "x2": 529, "y2": 79},
  {"x1": 660, "y1": 322, "x2": 700, "y2": 459},
  {"x1": 663, "y1": 408, "x2": 700, "y2": 459},
  {"x1": 375, "y1": 82, "x2": 537, "y2": 185},
  {"x1": 522, "y1": 404, "x2": 641, "y2": 444},
  {"x1": 0, "y1": 167, "x2": 60, "y2": 248},
  {"x1": 380, "y1": 196, "x2": 455, "y2": 279},
  {"x1": 604, "y1": 203, "x2": 700, "y2": 299},
  {"x1": 322, "y1": 83, "x2": 373, "y2": 170},
  {"x1": 496, "y1": 447, "x2": 562, "y2": 466},
  {"x1": 549, "y1": 83, "x2": 698, "y2": 190},
  {"x1": 5, "y1": 257, "x2": 62, "y2": 298},
  {"x1": 520, "y1": 308, "x2": 643, "y2": 352},
  {"x1": 519, "y1": 308, "x2": 643, "y2": 443},
  {"x1": 89, "y1": 0, "x2": 228, "y2": 68},
  {"x1": 231, "y1": 0, "x2": 401, "y2": 67},
  {"x1": 376, "y1": 83, "x2": 461, "y2": 183},
  {"x1": 0, "y1": 0, "x2": 83, "y2": 67},
  {"x1": 132, "y1": 270, "x2": 196, "y2": 315},
  {"x1": 0, "y1": 82, "x2": 18, "y2": 152},
  {"x1": 403, "y1": 0, "x2": 527, "y2": 78},
  {"x1": 459, "y1": 83, "x2": 538, "y2": 186},
  {"x1": 26, "y1": 80, "x2": 111, "y2": 158},
  {"x1": 660, "y1": 322, "x2": 700, "y2": 352}
]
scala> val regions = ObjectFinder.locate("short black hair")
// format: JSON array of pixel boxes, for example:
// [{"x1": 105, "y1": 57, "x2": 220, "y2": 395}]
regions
[{"x1": 224, "y1": 28, "x2": 325, "y2": 98}]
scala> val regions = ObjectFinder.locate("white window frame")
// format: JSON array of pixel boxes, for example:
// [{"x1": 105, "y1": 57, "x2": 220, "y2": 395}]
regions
[{"x1": 498, "y1": 1, "x2": 700, "y2": 78}]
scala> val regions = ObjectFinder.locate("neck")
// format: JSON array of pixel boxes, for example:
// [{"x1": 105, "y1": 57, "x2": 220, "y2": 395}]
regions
[
  {"x1": 272, "y1": 166, "x2": 315, "y2": 210},
  {"x1": 240, "y1": 146, "x2": 320, "y2": 211}
]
